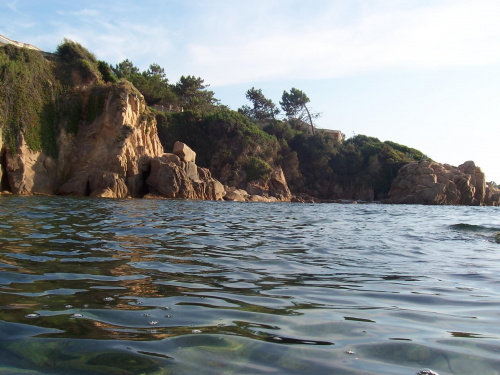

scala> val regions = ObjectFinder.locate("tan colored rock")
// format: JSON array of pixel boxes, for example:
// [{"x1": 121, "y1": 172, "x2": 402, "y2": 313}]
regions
[
  {"x1": 89, "y1": 172, "x2": 129, "y2": 198},
  {"x1": 268, "y1": 167, "x2": 292, "y2": 201},
  {"x1": 173, "y1": 141, "x2": 196, "y2": 163},
  {"x1": 248, "y1": 195, "x2": 271, "y2": 202},
  {"x1": 244, "y1": 167, "x2": 292, "y2": 202},
  {"x1": 5, "y1": 134, "x2": 58, "y2": 195},
  {"x1": 224, "y1": 190, "x2": 246, "y2": 202},
  {"x1": 389, "y1": 160, "x2": 489, "y2": 205},
  {"x1": 146, "y1": 151, "x2": 224, "y2": 200},
  {"x1": 58, "y1": 82, "x2": 164, "y2": 198}
]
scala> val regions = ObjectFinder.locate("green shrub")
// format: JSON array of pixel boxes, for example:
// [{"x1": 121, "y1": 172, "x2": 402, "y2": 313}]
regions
[
  {"x1": 0, "y1": 45, "x2": 58, "y2": 157},
  {"x1": 55, "y1": 39, "x2": 102, "y2": 84},
  {"x1": 245, "y1": 156, "x2": 272, "y2": 181}
]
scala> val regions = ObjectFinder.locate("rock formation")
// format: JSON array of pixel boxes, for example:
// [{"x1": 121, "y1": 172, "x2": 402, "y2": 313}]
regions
[
  {"x1": 145, "y1": 142, "x2": 224, "y2": 200},
  {"x1": 5, "y1": 134, "x2": 58, "y2": 195},
  {"x1": 388, "y1": 160, "x2": 492, "y2": 205},
  {"x1": 245, "y1": 167, "x2": 292, "y2": 202},
  {"x1": 485, "y1": 183, "x2": 500, "y2": 206},
  {"x1": 57, "y1": 82, "x2": 163, "y2": 198},
  {"x1": 0, "y1": 81, "x2": 164, "y2": 198}
]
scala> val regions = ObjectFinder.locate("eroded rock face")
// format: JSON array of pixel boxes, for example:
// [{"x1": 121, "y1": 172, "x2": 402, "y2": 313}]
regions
[
  {"x1": 388, "y1": 160, "x2": 489, "y2": 205},
  {"x1": 485, "y1": 183, "x2": 500, "y2": 206},
  {"x1": 245, "y1": 167, "x2": 292, "y2": 202},
  {"x1": 58, "y1": 82, "x2": 164, "y2": 198},
  {"x1": 146, "y1": 147, "x2": 224, "y2": 201},
  {"x1": 1, "y1": 81, "x2": 164, "y2": 198},
  {"x1": 5, "y1": 134, "x2": 58, "y2": 195}
]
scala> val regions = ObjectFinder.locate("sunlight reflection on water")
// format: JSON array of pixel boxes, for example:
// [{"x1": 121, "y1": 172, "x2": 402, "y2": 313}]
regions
[{"x1": 0, "y1": 195, "x2": 499, "y2": 374}]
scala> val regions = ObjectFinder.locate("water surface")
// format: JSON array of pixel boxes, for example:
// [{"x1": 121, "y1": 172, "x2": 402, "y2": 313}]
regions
[{"x1": 0, "y1": 196, "x2": 499, "y2": 374}]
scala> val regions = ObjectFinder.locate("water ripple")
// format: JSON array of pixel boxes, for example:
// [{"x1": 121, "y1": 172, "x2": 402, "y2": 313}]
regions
[{"x1": 0, "y1": 195, "x2": 499, "y2": 374}]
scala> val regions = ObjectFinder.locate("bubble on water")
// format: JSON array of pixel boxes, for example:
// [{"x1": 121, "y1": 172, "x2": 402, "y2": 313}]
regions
[
  {"x1": 25, "y1": 313, "x2": 40, "y2": 319},
  {"x1": 191, "y1": 329, "x2": 202, "y2": 334},
  {"x1": 165, "y1": 315, "x2": 172, "y2": 318},
  {"x1": 149, "y1": 321, "x2": 158, "y2": 325},
  {"x1": 417, "y1": 370, "x2": 439, "y2": 375},
  {"x1": 65, "y1": 305, "x2": 73, "y2": 309},
  {"x1": 346, "y1": 351, "x2": 355, "y2": 355},
  {"x1": 161, "y1": 306, "x2": 171, "y2": 310},
  {"x1": 72, "y1": 313, "x2": 83, "y2": 318},
  {"x1": 103, "y1": 297, "x2": 114, "y2": 302}
]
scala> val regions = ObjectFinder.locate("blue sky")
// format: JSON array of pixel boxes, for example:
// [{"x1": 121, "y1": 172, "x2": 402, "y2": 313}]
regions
[{"x1": 2, "y1": 0, "x2": 499, "y2": 182}]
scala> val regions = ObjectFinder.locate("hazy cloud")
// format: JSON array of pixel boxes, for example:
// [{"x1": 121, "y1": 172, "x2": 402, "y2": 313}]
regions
[{"x1": 182, "y1": 0, "x2": 500, "y2": 85}]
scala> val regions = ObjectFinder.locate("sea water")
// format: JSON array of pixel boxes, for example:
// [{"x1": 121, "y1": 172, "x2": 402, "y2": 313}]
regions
[{"x1": 0, "y1": 195, "x2": 499, "y2": 375}]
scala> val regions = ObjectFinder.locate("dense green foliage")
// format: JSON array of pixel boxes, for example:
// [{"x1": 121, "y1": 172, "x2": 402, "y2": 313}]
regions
[
  {"x1": 1, "y1": 40, "x2": 113, "y2": 157},
  {"x1": 245, "y1": 156, "x2": 273, "y2": 181},
  {"x1": 1, "y1": 38, "x2": 428, "y2": 199},
  {"x1": 0, "y1": 45, "x2": 58, "y2": 157},
  {"x1": 56, "y1": 39, "x2": 102, "y2": 85},
  {"x1": 156, "y1": 108, "x2": 279, "y2": 186},
  {"x1": 156, "y1": 100, "x2": 426, "y2": 197},
  {"x1": 112, "y1": 61, "x2": 218, "y2": 112},
  {"x1": 238, "y1": 87, "x2": 280, "y2": 122}
]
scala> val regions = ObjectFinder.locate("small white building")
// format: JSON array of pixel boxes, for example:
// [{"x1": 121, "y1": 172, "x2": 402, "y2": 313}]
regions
[
  {"x1": 317, "y1": 128, "x2": 344, "y2": 143},
  {"x1": 0, "y1": 34, "x2": 42, "y2": 51}
]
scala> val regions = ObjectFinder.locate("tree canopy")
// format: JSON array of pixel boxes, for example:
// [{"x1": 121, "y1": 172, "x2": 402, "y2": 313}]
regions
[
  {"x1": 173, "y1": 75, "x2": 219, "y2": 113},
  {"x1": 280, "y1": 88, "x2": 318, "y2": 134},
  {"x1": 238, "y1": 87, "x2": 280, "y2": 123}
]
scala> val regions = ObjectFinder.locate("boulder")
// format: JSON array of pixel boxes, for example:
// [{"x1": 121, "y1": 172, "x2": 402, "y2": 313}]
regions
[
  {"x1": 173, "y1": 141, "x2": 196, "y2": 163},
  {"x1": 388, "y1": 160, "x2": 489, "y2": 205},
  {"x1": 268, "y1": 167, "x2": 292, "y2": 201},
  {"x1": 245, "y1": 166, "x2": 292, "y2": 202},
  {"x1": 485, "y1": 183, "x2": 500, "y2": 206},
  {"x1": 248, "y1": 195, "x2": 271, "y2": 202},
  {"x1": 146, "y1": 152, "x2": 224, "y2": 200},
  {"x1": 224, "y1": 190, "x2": 247, "y2": 202}
]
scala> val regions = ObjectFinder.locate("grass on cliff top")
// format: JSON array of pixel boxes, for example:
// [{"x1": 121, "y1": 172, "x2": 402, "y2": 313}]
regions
[
  {"x1": 0, "y1": 40, "x2": 123, "y2": 157},
  {"x1": 0, "y1": 44, "x2": 58, "y2": 158}
]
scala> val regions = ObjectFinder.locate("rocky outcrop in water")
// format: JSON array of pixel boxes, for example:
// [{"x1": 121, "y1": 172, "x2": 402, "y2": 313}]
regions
[
  {"x1": 245, "y1": 167, "x2": 292, "y2": 202},
  {"x1": 58, "y1": 82, "x2": 164, "y2": 198},
  {"x1": 1, "y1": 81, "x2": 164, "y2": 198},
  {"x1": 485, "y1": 183, "x2": 500, "y2": 206},
  {"x1": 388, "y1": 160, "x2": 492, "y2": 205},
  {"x1": 145, "y1": 142, "x2": 224, "y2": 200}
]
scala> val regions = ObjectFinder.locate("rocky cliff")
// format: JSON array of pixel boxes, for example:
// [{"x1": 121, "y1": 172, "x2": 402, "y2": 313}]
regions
[
  {"x1": 1, "y1": 81, "x2": 164, "y2": 198},
  {"x1": 0, "y1": 79, "x2": 238, "y2": 201},
  {"x1": 388, "y1": 160, "x2": 499, "y2": 206},
  {"x1": 57, "y1": 82, "x2": 164, "y2": 198},
  {"x1": 145, "y1": 142, "x2": 225, "y2": 200}
]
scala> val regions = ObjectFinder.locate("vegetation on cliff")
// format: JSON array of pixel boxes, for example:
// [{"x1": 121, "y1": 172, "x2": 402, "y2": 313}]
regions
[
  {"x1": 0, "y1": 44, "x2": 58, "y2": 157},
  {"x1": 1, "y1": 39, "x2": 427, "y2": 200}
]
